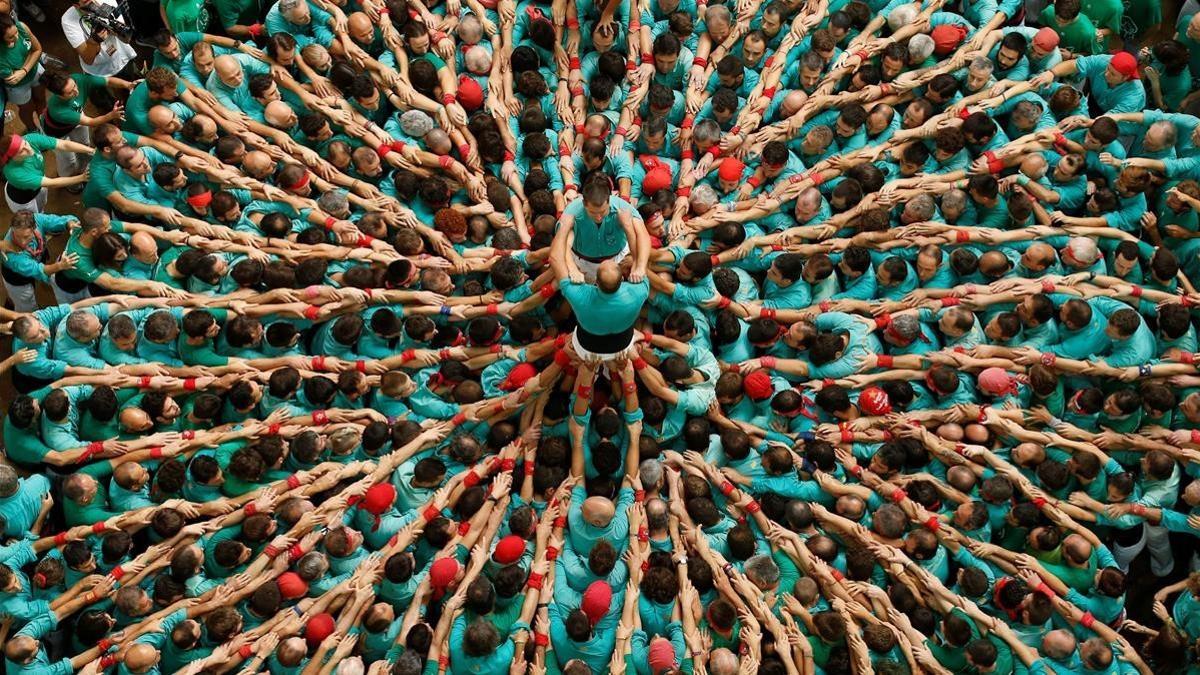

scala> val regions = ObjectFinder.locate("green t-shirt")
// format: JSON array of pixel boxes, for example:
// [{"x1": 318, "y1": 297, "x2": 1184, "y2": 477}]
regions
[
  {"x1": 63, "y1": 219, "x2": 126, "y2": 283},
  {"x1": 126, "y1": 79, "x2": 186, "y2": 134},
  {"x1": 563, "y1": 196, "x2": 629, "y2": 258},
  {"x1": 214, "y1": 0, "x2": 259, "y2": 29},
  {"x1": 46, "y1": 73, "x2": 108, "y2": 128},
  {"x1": 165, "y1": 0, "x2": 211, "y2": 33},
  {"x1": 3, "y1": 133, "x2": 57, "y2": 191},
  {"x1": 1038, "y1": 9, "x2": 1099, "y2": 55},
  {"x1": 0, "y1": 23, "x2": 35, "y2": 87},
  {"x1": 559, "y1": 278, "x2": 649, "y2": 336}
]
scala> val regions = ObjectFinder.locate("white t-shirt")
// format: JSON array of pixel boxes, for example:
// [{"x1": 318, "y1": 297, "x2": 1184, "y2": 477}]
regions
[{"x1": 61, "y1": 6, "x2": 137, "y2": 77}]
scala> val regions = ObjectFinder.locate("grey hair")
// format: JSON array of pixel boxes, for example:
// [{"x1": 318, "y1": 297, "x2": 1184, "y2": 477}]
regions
[
  {"x1": 744, "y1": 554, "x2": 781, "y2": 587},
  {"x1": 317, "y1": 189, "x2": 351, "y2": 218},
  {"x1": 1066, "y1": 236, "x2": 1100, "y2": 264},
  {"x1": 639, "y1": 459, "x2": 663, "y2": 488},
  {"x1": 693, "y1": 119, "x2": 722, "y2": 144},
  {"x1": 66, "y1": 311, "x2": 97, "y2": 341},
  {"x1": 888, "y1": 4, "x2": 919, "y2": 32},
  {"x1": 908, "y1": 34, "x2": 934, "y2": 62},
  {"x1": 969, "y1": 56, "x2": 994, "y2": 74},
  {"x1": 296, "y1": 551, "x2": 330, "y2": 580},
  {"x1": 690, "y1": 183, "x2": 719, "y2": 208},
  {"x1": 907, "y1": 193, "x2": 937, "y2": 220},
  {"x1": 280, "y1": 0, "x2": 301, "y2": 11},
  {"x1": 941, "y1": 188, "x2": 968, "y2": 212},
  {"x1": 1150, "y1": 120, "x2": 1178, "y2": 146},
  {"x1": 0, "y1": 465, "x2": 17, "y2": 498},
  {"x1": 705, "y1": 4, "x2": 732, "y2": 26},
  {"x1": 337, "y1": 657, "x2": 365, "y2": 675}
]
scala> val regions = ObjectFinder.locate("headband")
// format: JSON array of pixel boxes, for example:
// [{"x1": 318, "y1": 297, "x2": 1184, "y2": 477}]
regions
[
  {"x1": 186, "y1": 190, "x2": 214, "y2": 208},
  {"x1": 0, "y1": 135, "x2": 22, "y2": 165},
  {"x1": 287, "y1": 171, "x2": 311, "y2": 191}
]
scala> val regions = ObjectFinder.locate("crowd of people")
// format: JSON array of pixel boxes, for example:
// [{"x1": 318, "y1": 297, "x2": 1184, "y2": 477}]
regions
[{"x1": 0, "y1": 0, "x2": 1199, "y2": 671}]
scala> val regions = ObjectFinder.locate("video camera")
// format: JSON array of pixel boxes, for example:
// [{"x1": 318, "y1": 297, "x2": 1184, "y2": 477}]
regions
[{"x1": 78, "y1": 0, "x2": 134, "y2": 43}]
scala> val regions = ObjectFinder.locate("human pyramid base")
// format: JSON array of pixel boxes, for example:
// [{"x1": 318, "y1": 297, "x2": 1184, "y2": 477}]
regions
[{"x1": 1, "y1": 0, "x2": 1200, "y2": 671}]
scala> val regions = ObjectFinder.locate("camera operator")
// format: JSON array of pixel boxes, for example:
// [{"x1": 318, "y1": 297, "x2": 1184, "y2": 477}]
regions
[{"x1": 61, "y1": 0, "x2": 138, "y2": 109}]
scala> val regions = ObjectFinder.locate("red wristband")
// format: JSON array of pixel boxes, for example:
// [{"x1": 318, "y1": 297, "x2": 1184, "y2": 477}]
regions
[
  {"x1": 760, "y1": 356, "x2": 777, "y2": 369},
  {"x1": 54, "y1": 532, "x2": 68, "y2": 546},
  {"x1": 941, "y1": 297, "x2": 961, "y2": 307},
  {"x1": 632, "y1": 357, "x2": 648, "y2": 371},
  {"x1": 451, "y1": 412, "x2": 468, "y2": 426},
  {"x1": 150, "y1": 446, "x2": 163, "y2": 459},
  {"x1": 877, "y1": 355, "x2": 894, "y2": 368},
  {"x1": 890, "y1": 489, "x2": 907, "y2": 503},
  {"x1": 92, "y1": 522, "x2": 106, "y2": 534},
  {"x1": 720, "y1": 481, "x2": 735, "y2": 496},
  {"x1": 312, "y1": 410, "x2": 329, "y2": 425},
  {"x1": 423, "y1": 505, "x2": 440, "y2": 522},
  {"x1": 925, "y1": 516, "x2": 940, "y2": 531},
  {"x1": 304, "y1": 305, "x2": 321, "y2": 320}
]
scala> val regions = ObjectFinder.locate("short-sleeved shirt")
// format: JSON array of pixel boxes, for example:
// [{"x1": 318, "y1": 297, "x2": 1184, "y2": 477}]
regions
[
  {"x1": 563, "y1": 196, "x2": 629, "y2": 259},
  {"x1": 3, "y1": 134, "x2": 58, "y2": 192},
  {"x1": 46, "y1": 74, "x2": 108, "y2": 130},
  {"x1": 560, "y1": 279, "x2": 649, "y2": 336}
]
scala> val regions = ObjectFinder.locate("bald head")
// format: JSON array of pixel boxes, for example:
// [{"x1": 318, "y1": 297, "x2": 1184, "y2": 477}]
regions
[
  {"x1": 131, "y1": 231, "x2": 158, "y2": 263},
  {"x1": 779, "y1": 90, "x2": 808, "y2": 118},
  {"x1": 348, "y1": 12, "x2": 374, "y2": 43},
  {"x1": 1019, "y1": 153, "x2": 1047, "y2": 179},
  {"x1": 1062, "y1": 533, "x2": 1092, "y2": 564},
  {"x1": 597, "y1": 260, "x2": 622, "y2": 293},
  {"x1": 465, "y1": 45, "x2": 492, "y2": 74},
  {"x1": 708, "y1": 649, "x2": 739, "y2": 675},
  {"x1": 1041, "y1": 630, "x2": 1077, "y2": 660},
  {"x1": 264, "y1": 100, "x2": 297, "y2": 128},
  {"x1": 426, "y1": 128, "x2": 452, "y2": 155},
  {"x1": 1022, "y1": 242, "x2": 1055, "y2": 270},
  {"x1": 214, "y1": 55, "x2": 242, "y2": 86},
  {"x1": 582, "y1": 496, "x2": 616, "y2": 527},
  {"x1": 243, "y1": 151, "x2": 275, "y2": 180},
  {"x1": 120, "y1": 407, "x2": 153, "y2": 433},
  {"x1": 147, "y1": 105, "x2": 177, "y2": 134},
  {"x1": 124, "y1": 643, "x2": 159, "y2": 673},
  {"x1": 947, "y1": 465, "x2": 977, "y2": 492},
  {"x1": 4, "y1": 636, "x2": 37, "y2": 664},
  {"x1": 278, "y1": 637, "x2": 308, "y2": 665},
  {"x1": 937, "y1": 422, "x2": 964, "y2": 441}
]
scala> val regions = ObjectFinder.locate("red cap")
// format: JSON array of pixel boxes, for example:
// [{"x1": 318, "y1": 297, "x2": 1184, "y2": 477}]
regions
[
  {"x1": 581, "y1": 581, "x2": 612, "y2": 624},
  {"x1": 305, "y1": 612, "x2": 336, "y2": 646},
  {"x1": 641, "y1": 167, "x2": 674, "y2": 195},
  {"x1": 361, "y1": 483, "x2": 397, "y2": 515},
  {"x1": 500, "y1": 363, "x2": 538, "y2": 391},
  {"x1": 1032, "y1": 27, "x2": 1059, "y2": 51},
  {"x1": 1110, "y1": 51, "x2": 1139, "y2": 79},
  {"x1": 492, "y1": 535, "x2": 527, "y2": 564},
  {"x1": 648, "y1": 637, "x2": 678, "y2": 673},
  {"x1": 858, "y1": 387, "x2": 892, "y2": 416},
  {"x1": 931, "y1": 24, "x2": 968, "y2": 55},
  {"x1": 718, "y1": 157, "x2": 746, "y2": 182},
  {"x1": 457, "y1": 76, "x2": 484, "y2": 110},
  {"x1": 277, "y1": 571, "x2": 309, "y2": 599},
  {"x1": 430, "y1": 557, "x2": 460, "y2": 587},
  {"x1": 743, "y1": 371, "x2": 774, "y2": 401}
]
